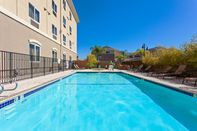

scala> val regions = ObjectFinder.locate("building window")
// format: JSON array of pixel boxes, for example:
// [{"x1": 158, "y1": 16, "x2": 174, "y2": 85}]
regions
[
  {"x1": 52, "y1": 50, "x2": 57, "y2": 63},
  {"x1": 69, "y1": 56, "x2": 72, "y2": 61},
  {"x1": 63, "y1": 54, "x2": 66, "y2": 61},
  {"x1": 63, "y1": 16, "x2": 66, "y2": 28},
  {"x1": 63, "y1": 0, "x2": 66, "y2": 10},
  {"x1": 69, "y1": 40, "x2": 72, "y2": 49},
  {"x1": 29, "y1": 3, "x2": 40, "y2": 23},
  {"x1": 69, "y1": 26, "x2": 72, "y2": 35},
  {"x1": 52, "y1": 0, "x2": 57, "y2": 16},
  {"x1": 52, "y1": 24, "x2": 57, "y2": 39},
  {"x1": 69, "y1": 11, "x2": 72, "y2": 20},
  {"x1": 63, "y1": 35, "x2": 66, "y2": 45},
  {"x1": 29, "y1": 43, "x2": 40, "y2": 62}
]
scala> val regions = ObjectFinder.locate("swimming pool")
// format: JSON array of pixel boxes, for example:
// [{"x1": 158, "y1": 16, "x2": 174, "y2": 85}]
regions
[{"x1": 0, "y1": 72, "x2": 197, "y2": 130}]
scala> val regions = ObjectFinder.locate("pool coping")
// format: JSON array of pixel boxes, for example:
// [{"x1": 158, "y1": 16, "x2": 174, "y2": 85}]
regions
[
  {"x1": 121, "y1": 70, "x2": 197, "y2": 97},
  {"x1": 0, "y1": 69, "x2": 197, "y2": 109},
  {"x1": 0, "y1": 71, "x2": 76, "y2": 109}
]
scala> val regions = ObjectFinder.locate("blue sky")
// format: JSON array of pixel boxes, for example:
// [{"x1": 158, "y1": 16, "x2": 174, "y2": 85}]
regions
[{"x1": 73, "y1": 0, "x2": 197, "y2": 59}]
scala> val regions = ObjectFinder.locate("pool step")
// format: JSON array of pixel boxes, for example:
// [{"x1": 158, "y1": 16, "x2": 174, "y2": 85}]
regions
[
  {"x1": 6, "y1": 112, "x2": 16, "y2": 120},
  {"x1": 3, "y1": 103, "x2": 17, "y2": 120}
]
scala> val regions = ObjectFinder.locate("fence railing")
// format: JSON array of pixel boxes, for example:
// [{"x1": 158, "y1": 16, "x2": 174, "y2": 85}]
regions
[{"x1": 0, "y1": 50, "x2": 73, "y2": 84}]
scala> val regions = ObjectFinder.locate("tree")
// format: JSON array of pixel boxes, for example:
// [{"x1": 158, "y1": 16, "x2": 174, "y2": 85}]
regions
[
  {"x1": 116, "y1": 54, "x2": 126, "y2": 62},
  {"x1": 87, "y1": 54, "x2": 98, "y2": 68},
  {"x1": 90, "y1": 45, "x2": 106, "y2": 56},
  {"x1": 131, "y1": 48, "x2": 145, "y2": 57}
]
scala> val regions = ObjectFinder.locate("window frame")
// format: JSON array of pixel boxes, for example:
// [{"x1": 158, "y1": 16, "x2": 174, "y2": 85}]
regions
[
  {"x1": 52, "y1": 0, "x2": 57, "y2": 16},
  {"x1": 63, "y1": 0, "x2": 66, "y2": 10},
  {"x1": 52, "y1": 50, "x2": 58, "y2": 63},
  {"x1": 63, "y1": 34, "x2": 66, "y2": 45},
  {"x1": 29, "y1": 3, "x2": 40, "y2": 23},
  {"x1": 52, "y1": 24, "x2": 57, "y2": 36},
  {"x1": 29, "y1": 43, "x2": 41, "y2": 62},
  {"x1": 63, "y1": 16, "x2": 66, "y2": 28},
  {"x1": 69, "y1": 40, "x2": 72, "y2": 49},
  {"x1": 69, "y1": 11, "x2": 72, "y2": 20},
  {"x1": 69, "y1": 26, "x2": 72, "y2": 35}
]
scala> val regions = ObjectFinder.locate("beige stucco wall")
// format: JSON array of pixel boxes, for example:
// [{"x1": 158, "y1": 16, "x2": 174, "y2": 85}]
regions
[
  {"x1": 0, "y1": 12, "x2": 77, "y2": 60},
  {"x1": 0, "y1": 0, "x2": 78, "y2": 60}
]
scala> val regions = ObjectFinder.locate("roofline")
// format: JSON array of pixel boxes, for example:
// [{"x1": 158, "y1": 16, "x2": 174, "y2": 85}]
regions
[{"x1": 67, "y1": 0, "x2": 80, "y2": 23}]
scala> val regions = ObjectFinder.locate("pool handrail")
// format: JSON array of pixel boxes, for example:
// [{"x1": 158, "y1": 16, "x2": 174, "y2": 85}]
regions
[{"x1": 0, "y1": 83, "x2": 4, "y2": 94}]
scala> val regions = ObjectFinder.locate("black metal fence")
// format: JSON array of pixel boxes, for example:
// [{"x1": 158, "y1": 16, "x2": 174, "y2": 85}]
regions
[{"x1": 0, "y1": 50, "x2": 73, "y2": 83}]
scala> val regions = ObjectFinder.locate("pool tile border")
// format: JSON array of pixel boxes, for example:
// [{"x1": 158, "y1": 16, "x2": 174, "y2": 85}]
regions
[
  {"x1": 0, "y1": 72, "x2": 76, "y2": 109},
  {"x1": 0, "y1": 70, "x2": 196, "y2": 109}
]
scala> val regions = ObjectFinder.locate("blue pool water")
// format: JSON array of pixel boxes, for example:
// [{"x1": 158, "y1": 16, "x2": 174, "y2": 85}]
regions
[{"x1": 0, "y1": 72, "x2": 197, "y2": 131}]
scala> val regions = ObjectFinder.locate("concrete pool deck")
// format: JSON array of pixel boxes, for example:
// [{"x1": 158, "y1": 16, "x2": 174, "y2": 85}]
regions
[{"x1": 0, "y1": 69, "x2": 197, "y2": 103}]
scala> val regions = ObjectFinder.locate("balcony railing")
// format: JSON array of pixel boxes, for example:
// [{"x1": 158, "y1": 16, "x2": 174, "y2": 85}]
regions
[{"x1": 0, "y1": 50, "x2": 73, "y2": 84}]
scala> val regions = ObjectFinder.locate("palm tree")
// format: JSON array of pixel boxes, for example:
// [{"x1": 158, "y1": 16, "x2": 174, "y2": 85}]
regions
[{"x1": 90, "y1": 45, "x2": 106, "y2": 56}]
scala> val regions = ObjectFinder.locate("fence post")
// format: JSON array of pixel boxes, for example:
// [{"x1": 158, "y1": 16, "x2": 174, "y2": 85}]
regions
[
  {"x1": 31, "y1": 55, "x2": 33, "y2": 78},
  {"x1": 43, "y1": 57, "x2": 45, "y2": 75},
  {"x1": 52, "y1": 58, "x2": 54, "y2": 73},
  {"x1": 9, "y1": 52, "x2": 13, "y2": 81},
  {"x1": 63, "y1": 60, "x2": 64, "y2": 71}
]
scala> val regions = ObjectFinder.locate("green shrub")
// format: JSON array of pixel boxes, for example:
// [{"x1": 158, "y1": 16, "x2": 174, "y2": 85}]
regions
[
  {"x1": 157, "y1": 48, "x2": 184, "y2": 66},
  {"x1": 142, "y1": 51, "x2": 159, "y2": 66},
  {"x1": 183, "y1": 43, "x2": 197, "y2": 67},
  {"x1": 87, "y1": 54, "x2": 98, "y2": 68},
  {"x1": 142, "y1": 48, "x2": 184, "y2": 67}
]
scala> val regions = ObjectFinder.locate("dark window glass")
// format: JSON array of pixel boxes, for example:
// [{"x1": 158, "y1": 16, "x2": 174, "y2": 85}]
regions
[
  {"x1": 63, "y1": 35, "x2": 66, "y2": 44},
  {"x1": 69, "y1": 26, "x2": 72, "y2": 35},
  {"x1": 63, "y1": 16, "x2": 66, "y2": 27},
  {"x1": 63, "y1": 0, "x2": 66, "y2": 10},
  {"x1": 52, "y1": 0, "x2": 57, "y2": 15},
  {"x1": 29, "y1": 3, "x2": 34, "y2": 19},
  {"x1": 69, "y1": 40, "x2": 72, "y2": 49},
  {"x1": 29, "y1": 3, "x2": 40, "y2": 23},
  {"x1": 52, "y1": 25, "x2": 57, "y2": 36},
  {"x1": 69, "y1": 11, "x2": 72, "y2": 20},
  {"x1": 52, "y1": 51, "x2": 57, "y2": 62},
  {"x1": 36, "y1": 46, "x2": 40, "y2": 61},
  {"x1": 35, "y1": 9, "x2": 40, "y2": 22},
  {"x1": 29, "y1": 43, "x2": 40, "y2": 62}
]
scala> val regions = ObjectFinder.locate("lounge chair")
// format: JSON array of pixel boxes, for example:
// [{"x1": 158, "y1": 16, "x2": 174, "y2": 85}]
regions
[
  {"x1": 133, "y1": 64, "x2": 143, "y2": 72},
  {"x1": 128, "y1": 65, "x2": 134, "y2": 71},
  {"x1": 147, "y1": 66, "x2": 172, "y2": 77},
  {"x1": 182, "y1": 77, "x2": 197, "y2": 86},
  {"x1": 143, "y1": 65, "x2": 152, "y2": 72},
  {"x1": 158, "y1": 65, "x2": 187, "y2": 79}
]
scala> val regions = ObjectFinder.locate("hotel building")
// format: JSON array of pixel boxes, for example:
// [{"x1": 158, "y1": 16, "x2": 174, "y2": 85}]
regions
[{"x1": 0, "y1": 0, "x2": 79, "y2": 63}]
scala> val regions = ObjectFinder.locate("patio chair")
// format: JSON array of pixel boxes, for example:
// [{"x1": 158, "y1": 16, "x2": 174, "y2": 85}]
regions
[
  {"x1": 74, "y1": 64, "x2": 79, "y2": 69},
  {"x1": 158, "y1": 65, "x2": 187, "y2": 79},
  {"x1": 76, "y1": 64, "x2": 80, "y2": 69},
  {"x1": 182, "y1": 77, "x2": 197, "y2": 86}
]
